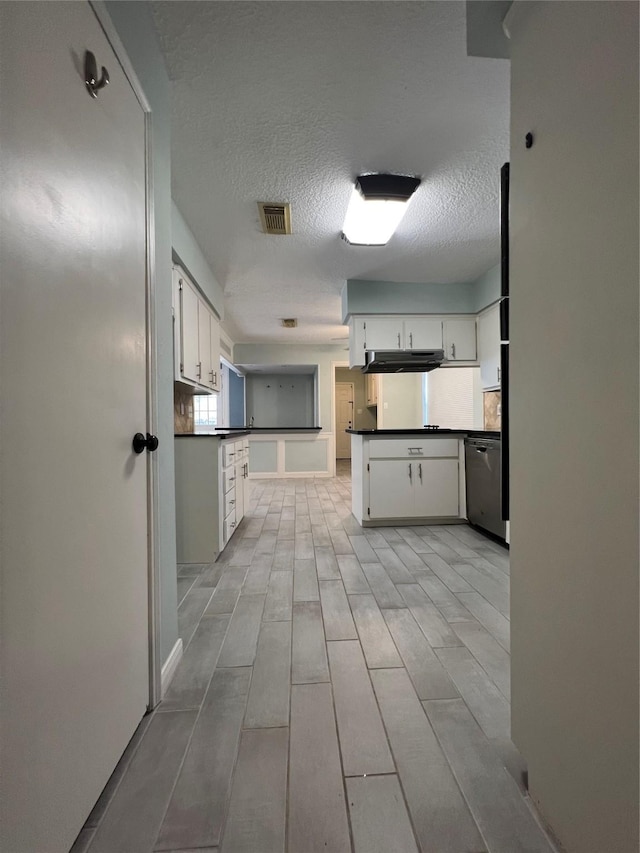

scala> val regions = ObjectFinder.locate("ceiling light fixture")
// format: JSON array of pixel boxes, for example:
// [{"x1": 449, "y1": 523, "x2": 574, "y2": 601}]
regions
[{"x1": 341, "y1": 173, "x2": 421, "y2": 246}]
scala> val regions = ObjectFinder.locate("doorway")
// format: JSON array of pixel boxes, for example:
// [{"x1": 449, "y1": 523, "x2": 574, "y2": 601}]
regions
[{"x1": 335, "y1": 382, "x2": 354, "y2": 458}]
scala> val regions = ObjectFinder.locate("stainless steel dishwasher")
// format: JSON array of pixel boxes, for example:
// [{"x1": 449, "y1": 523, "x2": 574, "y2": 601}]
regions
[{"x1": 464, "y1": 437, "x2": 506, "y2": 540}]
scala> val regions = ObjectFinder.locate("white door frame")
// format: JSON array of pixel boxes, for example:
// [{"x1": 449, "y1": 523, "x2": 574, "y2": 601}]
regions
[
  {"x1": 330, "y1": 360, "x2": 351, "y2": 472},
  {"x1": 92, "y1": 1, "x2": 161, "y2": 709}
]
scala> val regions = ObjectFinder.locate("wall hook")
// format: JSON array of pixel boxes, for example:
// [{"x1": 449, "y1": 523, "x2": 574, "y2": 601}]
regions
[{"x1": 85, "y1": 50, "x2": 110, "y2": 99}]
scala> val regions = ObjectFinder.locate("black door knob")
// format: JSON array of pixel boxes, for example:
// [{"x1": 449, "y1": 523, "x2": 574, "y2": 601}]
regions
[{"x1": 132, "y1": 432, "x2": 159, "y2": 454}]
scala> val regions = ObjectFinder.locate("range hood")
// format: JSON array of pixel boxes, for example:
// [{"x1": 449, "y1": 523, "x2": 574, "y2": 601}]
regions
[{"x1": 362, "y1": 349, "x2": 444, "y2": 373}]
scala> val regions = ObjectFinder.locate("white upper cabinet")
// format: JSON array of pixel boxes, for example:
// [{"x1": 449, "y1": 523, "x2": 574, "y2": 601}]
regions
[
  {"x1": 208, "y1": 312, "x2": 221, "y2": 391},
  {"x1": 363, "y1": 317, "x2": 403, "y2": 350},
  {"x1": 175, "y1": 265, "x2": 221, "y2": 393},
  {"x1": 478, "y1": 303, "x2": 501, "y2": 389},
  {"x1": 199, "y1": 303, "x2": 221, "y2": 392},
  {"x1": 348, "y1": 314, "x2": 480, "y2": 365},
  {"x1": 180, "y1": 276, "x2": 200, "y2": 384},
  {"x1": 349, "y1": 318, "x2": 367, "y2": 367},
  {"x1": 404, "y1": 317, "x2": 443, "y2": 350},
  {"x1": 362, "y1": 316, "x2": 443, "y2": 352},
  {"x1": 442, "y1": 318, "x2": 477, "y2": 361}
]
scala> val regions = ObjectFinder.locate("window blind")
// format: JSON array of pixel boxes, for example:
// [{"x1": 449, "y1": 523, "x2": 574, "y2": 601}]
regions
[{"x1": 427, "y1": 367, "x2": 479, "y2": 429}]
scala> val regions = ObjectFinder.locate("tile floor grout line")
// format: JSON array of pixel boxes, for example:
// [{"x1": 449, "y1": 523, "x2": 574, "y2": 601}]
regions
[{"x1": 148, "y1": 586, "x2": 248, "y2": 853}]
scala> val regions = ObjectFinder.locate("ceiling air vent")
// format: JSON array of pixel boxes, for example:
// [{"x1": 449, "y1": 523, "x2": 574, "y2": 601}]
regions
[
  {"x1": 281, "y1": 318, "x2": 297, "y2": 328},
  {"x1": 258, "y1": 202, "x2": 292, "y2": 235}
]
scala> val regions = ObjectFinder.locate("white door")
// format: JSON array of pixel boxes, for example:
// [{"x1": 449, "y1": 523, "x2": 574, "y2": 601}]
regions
[
  {"x1": 0, "y1": 4, "x2": 150, "y2": 851},
  {"x1": 335, "y1": 383, "x2": 354, "y2": 458}
]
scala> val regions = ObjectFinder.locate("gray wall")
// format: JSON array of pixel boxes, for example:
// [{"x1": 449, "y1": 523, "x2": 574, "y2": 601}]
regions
[
  {"x1": 234, "y1": 344, "x2": 346, "y2": 429},
  {"x1": 228, "y1": 369, "x2": 245, "y2": 428},
  {"x1": 105, "y1": 0, "x2": 178, "y2": 666},
  {"x1": 509, "y1": 4, "x2": 639, "y2": 851},
  {"x1": 245, "y1": 373, "x2": 315, "y2": 428}
]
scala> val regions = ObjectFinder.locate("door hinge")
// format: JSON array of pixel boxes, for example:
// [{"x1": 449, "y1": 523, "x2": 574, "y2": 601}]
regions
[{"x1": 179, "y1": 362, "x2": 184, "y2": 372}]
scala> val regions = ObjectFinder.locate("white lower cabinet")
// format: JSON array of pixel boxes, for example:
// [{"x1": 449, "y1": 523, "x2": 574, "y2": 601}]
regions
[
  {"x1": 369, "y1": 458, "x2": 459, "y2": 519},
  {"x1": 174, "y1": 434, "x2": 250, "y2": 562},
  {"x1": 351, "y1": 434, "x2": 463, "y2": 525}
]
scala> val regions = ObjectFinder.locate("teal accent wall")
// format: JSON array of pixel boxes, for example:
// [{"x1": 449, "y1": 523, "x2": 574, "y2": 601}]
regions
[
  {"x1": 105, "y1": 1, "x2": 178, "y2": 667},
  {"x1": 342, "y1": 279, "x2": 476, "y2": 320},
  {"x1": 171, "y1": 202, "x2": 225, "y2": 318},
  {"x1": 473, "y1": 263, "x2": 501, "y2": 312},
  {"x1": 341, "y1": 264, "x2": 501, "y2": 321}
]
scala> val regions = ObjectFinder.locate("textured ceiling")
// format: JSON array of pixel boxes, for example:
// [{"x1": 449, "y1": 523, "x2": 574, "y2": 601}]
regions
[{"x1": 150, "y1": 1, "x2": 509, "y2": 344}]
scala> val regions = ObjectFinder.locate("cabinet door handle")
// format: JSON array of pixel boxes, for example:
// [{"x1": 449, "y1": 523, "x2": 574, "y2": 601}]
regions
[
  {"x1": 196, "y1": 361, "x2": 202, "y2": 379},
  {"x1": 418, "y1": 463, "x2": 422, "y2": 482},
  {"x1": 409, "y1": 332, "x2": 413, "y2": 349},
  {"x1": 497, "y1": 366, "x2": 501, "y2": 382},
  {"x1": 397, "y1": 332, "x2": 401, "y2": 349},
  {"x1": 451, "y1": 343, "x2": 456, "y2": 358},
  {"x1": 408, "y1": 463, "x2": 412, "y2": 482}
]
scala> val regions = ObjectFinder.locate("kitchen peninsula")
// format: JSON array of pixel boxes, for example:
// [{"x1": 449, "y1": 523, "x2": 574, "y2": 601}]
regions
[
  {"x1": 174, "y1": 426, "x2": 327, "y2": 563},
  {"x1": 348, "y1": 428, "x2": 478, "y2": 526}
]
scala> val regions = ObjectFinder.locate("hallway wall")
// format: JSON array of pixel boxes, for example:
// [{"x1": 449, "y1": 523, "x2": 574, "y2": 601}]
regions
[{"x1": 508, "y1": 3, "x2": 639, "y2": 851}]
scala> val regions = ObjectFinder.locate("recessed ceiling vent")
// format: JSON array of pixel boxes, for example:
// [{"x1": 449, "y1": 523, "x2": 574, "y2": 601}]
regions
[
  {"x1": 258, "y1": 202, "x2": 292, "y2": 235},
  {"x1": 281, "y1": 318, "x2": 297, "y2": 328}
]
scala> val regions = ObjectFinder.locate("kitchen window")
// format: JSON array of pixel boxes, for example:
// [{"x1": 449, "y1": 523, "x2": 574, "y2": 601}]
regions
[{"x1": 194, "y1": 393, "x2": 218, "y2": 430}]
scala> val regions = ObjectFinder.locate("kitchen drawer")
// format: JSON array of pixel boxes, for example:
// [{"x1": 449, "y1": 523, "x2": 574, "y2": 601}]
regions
[
  {"x1": 221, "y1": 441, "x2": 238, "y2": 468},
  {"x1": 223, "y1": 507, "x2": 237, "y2": 544},
  {"x1": 222, "y1": 466, "x2": 237, "y2": 494},
  {"x1": 368, "y1": 437, "x2": 459, "y2": 459},
  {"x1": 224, "y1": 488, "x2": 237, "y2": 517}
]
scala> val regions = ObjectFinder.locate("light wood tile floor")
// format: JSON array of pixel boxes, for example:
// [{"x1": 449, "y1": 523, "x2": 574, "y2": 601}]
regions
[{"x1": 73, "y1": 462, "x2": 558, "y2": 853}]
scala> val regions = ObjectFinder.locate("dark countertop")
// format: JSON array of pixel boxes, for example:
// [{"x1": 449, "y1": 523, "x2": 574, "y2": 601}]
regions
[
  {"x1": 227, "y1": 427, "x2": 322, "y2": 432},
  {"x1": 176, "y1": 427, "x2": 322, "y2": 438},
  {"x1": 175, "y1": 430, "x2": 251, "y2": 438},
  {"x1": 346, "y1": 428, "x2": 467, "y2": 435},
  {"x1": 346, "y1": 428, "x2": 501, "y2": 437}
]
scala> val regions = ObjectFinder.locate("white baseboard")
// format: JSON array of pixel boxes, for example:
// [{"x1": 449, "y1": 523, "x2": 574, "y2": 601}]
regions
[{"x1": 160, "y1": 637, "x2": 183, "y2": 697}]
